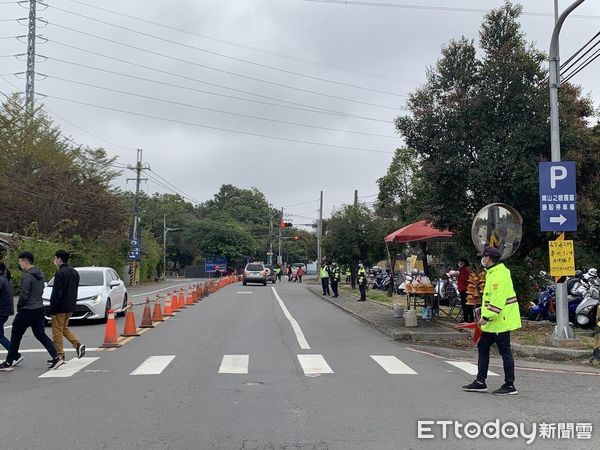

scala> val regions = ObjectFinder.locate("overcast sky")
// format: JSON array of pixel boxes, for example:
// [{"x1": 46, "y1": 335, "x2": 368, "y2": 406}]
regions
[{"x1": 1, "y1": 0, "x2": 599, "y2": 226}]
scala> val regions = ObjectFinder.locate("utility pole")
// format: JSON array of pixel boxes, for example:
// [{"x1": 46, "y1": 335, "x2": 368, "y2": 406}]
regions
[
  {"x1": 354, "y1": 190, "x2": 358, "y2": 207},
  {"x1": 163, "y1": 214, "x2": 182, "y2": 280},
  {"x1": 25, "y1": 0, "x2": 37, "y2": 116},
  {"x1": 317, "y1": 191, "x2": 323, "y2": 278},
  {"x1": 268, "y1": 206, "x2": 273, "y2": 265},
  {"x1": 126, "y1": 149, "x2": 148, "y2": 286},
  {"x1": 278, "y1": 207, "x2": 283, "y2": 266},
  {"x1": 549, "y1": 0, "x2": 586, "y2": 342}
]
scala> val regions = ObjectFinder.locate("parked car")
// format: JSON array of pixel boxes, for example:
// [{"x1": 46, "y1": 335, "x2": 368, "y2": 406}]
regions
[
  {"x1": 264, "y1": 264, "x2": 277, "y2": 284},
  {"x1": 291, "y1": 263, "x2": 307, "y2": 274},
  {"x1": 243, "y1": 263, "x2": 267, "y2": 286},
  {"x1": 42, "y1": 267, "x2": 128, "y2": 323}
]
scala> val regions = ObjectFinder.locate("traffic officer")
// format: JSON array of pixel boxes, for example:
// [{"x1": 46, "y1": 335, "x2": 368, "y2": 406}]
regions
[
  {"x1": 357, "y1": 262, "x2": 367, "y2": 301},
  {"x1": 330, "y1": 262, "x2": 341, "y2": 298},
  {"x1": 345, "y1": 267, "x2": 351, "y2": 284},
  {"x1": 320, "y1": 262, "x2": 330, "y2": 296},
  {"x1": 462, "y1": 246, "x2": 521, "y2": 396}
]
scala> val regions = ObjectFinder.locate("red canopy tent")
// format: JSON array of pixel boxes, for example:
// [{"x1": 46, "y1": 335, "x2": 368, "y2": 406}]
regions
[{"x1": 384, "y1": 220, "x2": 454, "y2": 277}]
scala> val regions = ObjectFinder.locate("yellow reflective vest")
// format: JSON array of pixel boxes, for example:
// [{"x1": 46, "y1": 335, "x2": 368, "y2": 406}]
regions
[
  {"x1": 480, "y1": 263, "x2": 521, "y2": 333},
  {"x1": 320, "y1": 266, "x2": 329, "y2": 278}
]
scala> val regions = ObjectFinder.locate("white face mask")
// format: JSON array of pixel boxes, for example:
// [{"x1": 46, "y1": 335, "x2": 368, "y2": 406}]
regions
[{"x1": 480, "y1": 258, "x2": 488, "y2": 267}]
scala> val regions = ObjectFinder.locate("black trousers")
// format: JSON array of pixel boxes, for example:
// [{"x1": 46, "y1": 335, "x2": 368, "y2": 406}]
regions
[
  {"x1": 321, "y1": 278, "x2": 330, "y2": 295},
  {"x1": 477, "y1": 331, "x2": 515, "y2": 386},
  {"x1": 6, "y1": 308, "x2": 58, "y2": 363},
  {"x1": 460, "y1": 291, "x2": 474, "y2": 322},
  {"x1": 331, "y1": 280, "x2": 339, "y2": 296},
  {"x1": 358, "y1": 284, "x2": 366, "y2": 301}
]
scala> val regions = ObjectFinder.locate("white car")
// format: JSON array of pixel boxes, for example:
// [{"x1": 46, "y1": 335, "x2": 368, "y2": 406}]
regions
[{"x1": 42, "y1": 267, "x2": 128, "y2": 323}]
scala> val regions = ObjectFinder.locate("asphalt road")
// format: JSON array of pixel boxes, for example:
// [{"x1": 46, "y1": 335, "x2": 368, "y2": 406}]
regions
[{"x1": 1, "y1": 280, "x2": 599, "y2": 450}]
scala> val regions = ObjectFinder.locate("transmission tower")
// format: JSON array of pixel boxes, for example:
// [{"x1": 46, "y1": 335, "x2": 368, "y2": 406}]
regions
[{"x1": 25, "y1": 0, "x2": 37, "y2": 116}]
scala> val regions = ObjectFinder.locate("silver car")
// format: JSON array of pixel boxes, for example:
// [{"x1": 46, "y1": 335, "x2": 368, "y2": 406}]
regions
[{"x1": 42, "y1": 267, "x2": 128, "y2": 323}]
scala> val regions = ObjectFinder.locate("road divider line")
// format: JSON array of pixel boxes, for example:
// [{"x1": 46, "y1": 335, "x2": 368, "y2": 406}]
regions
[
  {"x1": 131, "y1": 282, "x2": 198, "y2": 298},
  {"x1": 370, "y1": 355, "x2": 418, "y2": 374},
  {"x1": 445, "y1": 361, "x2": 499, "y2": 377},
  {"x1": 39, "y1": 357, "x2": 100, "y2": 378},
  {"x1": 297, "y1": 354, "x2": 333, "y2": 375},
  {"x1": 218, "y1": 355, "x2": 249, "y2": 374},
  {"x1": 131, "y1": 355, "x2": 176, "y2": 375},
  {"x1": 271, "y1": 287, "x2": 311, "y2": 350}
]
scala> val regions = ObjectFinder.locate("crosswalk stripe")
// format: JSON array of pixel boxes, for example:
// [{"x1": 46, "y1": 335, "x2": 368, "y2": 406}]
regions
[
  {"x1": 370, "y1": 355, "x2": 418, "y2": 374},
  {"x1": 218, "y1": 355, "x2": 249, "y2": 374},
  {"x1": 445, "y1": 361, "x2": 499, "y2": 377},
  {"x1": 38, "y1": 357, "x2": 100, "y2": 378},
  {"x1": 130, "y1": 355, "x2": 176, "y2": 375},
  {"x1": 297, "y1": 354, "x2": 334, "y2": 375}
]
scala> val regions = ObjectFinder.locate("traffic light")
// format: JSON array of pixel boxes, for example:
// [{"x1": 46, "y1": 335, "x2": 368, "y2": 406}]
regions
[
  {"x1": 280, "y1": 221, "x2": 292, "y2": 228},
  {"x1": 293, "y1": 235, "x2": 300, "y2": 241}
]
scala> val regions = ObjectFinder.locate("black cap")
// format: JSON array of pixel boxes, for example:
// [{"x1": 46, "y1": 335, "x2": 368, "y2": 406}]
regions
[{"x1": 481, "y1": 246, "x2": 502, "y2": 262}]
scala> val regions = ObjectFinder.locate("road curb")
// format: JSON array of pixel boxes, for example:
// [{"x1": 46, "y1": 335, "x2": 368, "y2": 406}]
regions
[{"x1": 511, "y1": 343, "x2": 591, "y2": 360}]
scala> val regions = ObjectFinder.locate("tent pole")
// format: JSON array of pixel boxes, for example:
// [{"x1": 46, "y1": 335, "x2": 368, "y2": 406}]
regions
[{"x1": 385, "y1": 241, "x2": 394, "y2": 297}]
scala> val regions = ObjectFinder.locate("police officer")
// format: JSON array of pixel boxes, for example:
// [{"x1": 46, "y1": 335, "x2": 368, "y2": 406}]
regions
[
  {"x1": 357, "y1": 262, "x2": 367, "y2": 301},
  {"x1": 462, "y1": 247, "x2": 521, "y2": 396},
  {"x1": 330, "y1": 262, "x2": 341, "y2": 298},
  {"x1": 320, "y1": 262, "x2": 330, "y2": 296}
]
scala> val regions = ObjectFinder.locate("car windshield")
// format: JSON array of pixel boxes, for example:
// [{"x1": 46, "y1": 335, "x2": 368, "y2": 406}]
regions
[
  {"x1": 247, "y1": 264, "x2": 263, "y2": 271},
  {"x1": 77, "y1": 270, "x2": 105, "y2": 287}
]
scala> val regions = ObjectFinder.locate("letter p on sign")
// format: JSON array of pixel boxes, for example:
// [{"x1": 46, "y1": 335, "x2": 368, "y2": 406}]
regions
[{"x1": 550, "y1": 165, "x2": 567, "y2": 189}]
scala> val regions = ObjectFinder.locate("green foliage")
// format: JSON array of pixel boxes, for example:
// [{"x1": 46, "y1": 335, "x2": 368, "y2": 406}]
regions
[{"x1": 7, "y1": 237, "x2": 62, "y2": 291}]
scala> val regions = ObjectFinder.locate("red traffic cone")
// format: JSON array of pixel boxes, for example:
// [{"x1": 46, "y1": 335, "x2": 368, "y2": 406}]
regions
[
  {"x1": 178, "y1": 289, "x2": 187, "y2": 309},
  {"x1": 171, "y1": 292, "x2": 179, "y2": 311},
  {"x1": 140, "y1": 298, "x2": 154, "y2": 328},
  {"x1": 152, "y1": 296, "x2": 164, "y2": 322},
  {"x1": 121, "y1": 302, "x2": 140, "y2": 337},
  {"x1": 100, "y1": 309, "x2": 122, "y2": 348},
  {"x1": 163, "y1": 295, "x2": 175, "y2": 316}
]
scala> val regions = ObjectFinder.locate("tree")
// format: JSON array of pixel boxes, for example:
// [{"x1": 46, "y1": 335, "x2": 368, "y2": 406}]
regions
[{"x1": 376, "y1": 147, "x2": 420, "y2": 222}]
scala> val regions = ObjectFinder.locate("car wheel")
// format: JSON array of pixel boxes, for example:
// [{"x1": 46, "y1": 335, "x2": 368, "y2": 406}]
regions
[
  {"x1": 117, "y1": 294, "x2": 128, "y2": 318},
  {"x1": 102, "y1": 298, "x2": 112, "y2": 324}
]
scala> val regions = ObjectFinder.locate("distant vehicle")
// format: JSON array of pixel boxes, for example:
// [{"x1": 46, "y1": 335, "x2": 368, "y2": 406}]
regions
[
  {"x1": 42, "y1": 267, "x2": 128, "y2": 323},
  {"x1": 243, "y1": 263, "x2": 267, "y2": 286},
  {"x1": 291, "y1": 263, "x2": 307, "y2": 274},
  {"x1": 264, "y1": 264, "x2": 277, "y2": 284}
]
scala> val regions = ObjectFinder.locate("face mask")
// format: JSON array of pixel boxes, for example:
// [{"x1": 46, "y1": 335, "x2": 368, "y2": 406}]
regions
[{"x1": 480, "y1": 258, "x2": 487, "y2": 267}]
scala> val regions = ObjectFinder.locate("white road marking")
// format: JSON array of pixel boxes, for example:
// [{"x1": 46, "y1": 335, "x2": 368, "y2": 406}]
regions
[
  {"x1": 297, "y1": 354, "x2": 333, "y2": 376},
  {"x1": 445, "y1": 361, "x2": 499, "y2": 377},
  {"x1": 39, "y1": 357, "x2": 100, "y2": 378},
  {"x1": 130, "y1": 282, "x2": 199, "y2": 298},
  {"x1": 3, "y1": 325, "x2": 11, "y2": 330},
  {"x1": 1, "y1": 348, "x2": 101, "y2": 354},
  {"x1": 271, "y1": 287, "x2": 310, "y2": 350},
  {"x1": 130, "y1": 355, "x2": 175, "y2": 375},
  {"x1": 218, "y1": 355, "x2": 249, "y2": 374},
  {"x1": 370, "y1": 355, "x2": 418, "y2": 375}
]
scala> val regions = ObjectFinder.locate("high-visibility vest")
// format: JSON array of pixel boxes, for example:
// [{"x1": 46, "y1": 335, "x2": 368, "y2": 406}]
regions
[
  {"x1": 480, "y1": 263, "x2": 521, "y2": 333},
  {"x1": 320, "y1": 266, "x2": 329, "y2": 278}
]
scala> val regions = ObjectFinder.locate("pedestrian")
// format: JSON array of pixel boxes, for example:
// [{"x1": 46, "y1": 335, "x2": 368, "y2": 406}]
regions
[
  {"x1": 0, "y1": 252, "x2": 63, "y2": 372},
  {"x1": 357, "y1": 262, "x2": 367, "y2": 301},
  {"x1": 462, "y1": 247, "x2": 521, "y2": 396},
  {"x1": 345, "y1": 267, "x2": 351, "y2": 284},
  {"x1": 297, "y1": 265, "x2": 304, "y2": 283},
  {"x1": 275, "y1": 265, "x2": 282, "y2": 282},
  {"x1": 320, "y1": 262, "x2": 330, "y2": 296},
  {"x1": 0, "y1": 262, "x2": 15, "y2": 354},
  {"x1": 50, "y1": 250, "x2": 85, "y2": 362},
  {"x1": 330, "y1": 262, "x2": 341, "y2": 297},
  {"x1": 292, "y1": 266, "x2": 298, "y2": 282},
  {"x1": 287, "y1": 264, "x2": 293, "y2": 282},
  {"x1": 457, "y1": 258, "x2": 473, "y2": 323}
]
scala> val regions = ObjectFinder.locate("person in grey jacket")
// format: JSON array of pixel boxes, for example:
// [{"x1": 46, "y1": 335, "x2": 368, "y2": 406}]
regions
[
  {"x1": 0, "y1": 262, "x2": 14, "y2": 352},
  {"x1": 0, "y1": 252, "x2": 63, "y2": 372}
]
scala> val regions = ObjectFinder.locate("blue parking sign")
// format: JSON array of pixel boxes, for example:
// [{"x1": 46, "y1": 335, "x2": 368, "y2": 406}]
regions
[{"x1": 539, "y1": 161, "x2": 577, "y2": 232}]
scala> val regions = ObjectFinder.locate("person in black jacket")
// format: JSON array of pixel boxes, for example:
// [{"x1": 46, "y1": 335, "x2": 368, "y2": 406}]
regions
[
  {"x1": 0, "y1": 262, "x2": 14, "y2": 353},
  {"x1": 50, "y1": 250, "x2": 85, "y2": 361},
  {"x1": 0, "y1": 252, "x2": 63, "y2": 372}
]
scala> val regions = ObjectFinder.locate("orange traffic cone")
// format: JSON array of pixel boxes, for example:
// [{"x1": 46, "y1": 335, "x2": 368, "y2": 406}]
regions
[
  {"x1": 152, "y1": 296, "x2": 164, "y2": 322},
  {"x1": 192, "y1": 286, "x2": 200, "y2": 303},
  {"x1": 163, "y1": 296, "x2": 175, "y2": 316},
  {"x1": 186, "y1": 289, "x2": 194, "y2": 306},
  {"x1": 100, "y1": 309, "x2": 121, "y2": 348},
  {"x1": 178, "y1": 289, "x2": 187, "y2": 308},
  {"x1": 121, "y1": 302, "x2": 140, "y2": 337},
  {"x1": 140, "y1": 298, "x2": 154, "y2": 328},
  {"x1": 171, "y1": 292, "x2": 179, "y2": 311}
]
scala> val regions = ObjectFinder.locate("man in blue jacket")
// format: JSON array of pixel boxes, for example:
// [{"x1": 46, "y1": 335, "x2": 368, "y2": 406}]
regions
[{"x1": 0, "y1": 252, "x2": 63, "y2": 372}]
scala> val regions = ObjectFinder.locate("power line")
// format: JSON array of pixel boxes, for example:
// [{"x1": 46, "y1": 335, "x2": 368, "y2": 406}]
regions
[
  {"x1": 562, "y1": 48, "x2": 600, "y2": 83},
  {"x1": 65, "y1": 0, "x2": 414, "y2": 83},
  {"x1": 560, "y1": 31, "x2": 600, "y2": 71},
  {"x1": 44, "y1": 21, "x2": 404, "y2": 112},
  {"x1": 44, "y1": 42, "x2": 395, "y2": 124},
  {"x1": 147, "y1": 169, "x2": 204, "y2": 205},
  {"x1": 301, "y1": 0, "x2": 600, "y2": 19},
  {"x1": 43, "y1": 74, "x2": 398, "y2": 139},
  {"x1": 283, "y1": 199, "x2": 320, "y2": 208},
  {"x1": 41, "y1": 2, "x2": 407, "y2": 97},
  {"x1": 41, "y1": 94, "x2": 395, "y2": 155}
]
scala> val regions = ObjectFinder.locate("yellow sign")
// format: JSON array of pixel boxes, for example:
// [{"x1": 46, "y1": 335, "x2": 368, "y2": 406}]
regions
[{"x1": 549, "y1": 240, "x2": 575, "y2": 277}]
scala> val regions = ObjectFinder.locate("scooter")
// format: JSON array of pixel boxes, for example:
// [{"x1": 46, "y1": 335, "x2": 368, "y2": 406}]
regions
[
  {"x1": 574, "y1": 276, "x2": 599, "y2": 329},
  {"x1": 526, "y1": 284, "x2": 556, "y2": 321},
  {"x1": 372, "y1": 271, "x2": 391, "y2": 291}
]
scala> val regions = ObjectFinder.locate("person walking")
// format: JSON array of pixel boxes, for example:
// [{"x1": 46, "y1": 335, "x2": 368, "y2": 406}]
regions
[
  {"x1": 330, "y1": 262, "x2": 341, "y2": 297},
  {"x1": 275, "y1": 265, "x2": 282, "y2": 282},
  {"x1": 50, "y1": 250, "x2": 85, "y2": 362},
  {"x1": 457, "y1": 258, "x2": 473, "y2": 323},
  {"x1": 297, "y1": 265, "x2": 304, "y2": 283},
  {"x1": 357, "y1": 262, "x2": 367, "y2": 301},
  {"x1": 462, "y1": 247, "x2": 521, "y2": 395},
  {"x1": 320, "y1": 262, "x2": 330, "y2": 296},
  {"x1": 0, "y1": 252, "x2": 63, "y2": 372},
  {"x1": 0, "y1": 262, "x2": 16, "y2": 357},
  {"x1": 287, "y1": 264, "x2": 293, "y2": 282}
]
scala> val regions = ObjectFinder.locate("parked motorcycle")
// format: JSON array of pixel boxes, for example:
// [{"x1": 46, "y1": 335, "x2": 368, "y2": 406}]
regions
[
  {"x1": 574, "y1": 268, "x2": 599, "y2": 328},
  {"x1": 527, "y1": 284, "x2": 556, "y2": 321}
]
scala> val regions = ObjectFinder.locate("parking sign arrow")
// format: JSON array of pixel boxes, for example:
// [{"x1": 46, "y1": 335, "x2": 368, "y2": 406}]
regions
[{"x1": 549, "y1": 215, "x2": 567, "y2": 225}]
